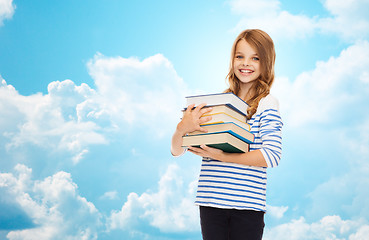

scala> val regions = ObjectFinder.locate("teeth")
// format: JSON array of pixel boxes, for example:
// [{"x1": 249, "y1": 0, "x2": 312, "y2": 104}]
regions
[{"x1": 240, "y1": 69, "x2": 252, "y2": 73}]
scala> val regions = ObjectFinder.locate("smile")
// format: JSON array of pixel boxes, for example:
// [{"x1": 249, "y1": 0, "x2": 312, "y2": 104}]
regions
[{"x1": 240, "y1": 69, "x2": 253, "y2": 73}]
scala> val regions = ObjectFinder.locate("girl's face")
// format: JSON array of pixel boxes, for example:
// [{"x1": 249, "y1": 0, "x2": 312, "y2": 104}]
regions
[{"x1": 233, "y1": 39, "x2": 261, "y2": 87}]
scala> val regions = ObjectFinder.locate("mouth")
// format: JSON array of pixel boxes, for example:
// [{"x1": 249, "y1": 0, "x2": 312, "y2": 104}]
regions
[{"x1": 239, "y1": 69, "x2": 253, "y2": 73}]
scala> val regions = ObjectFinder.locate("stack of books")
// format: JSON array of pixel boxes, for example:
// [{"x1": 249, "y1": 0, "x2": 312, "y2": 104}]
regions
[{"x1": 181, "y1": 93, "x2": 254, "y2": 153}]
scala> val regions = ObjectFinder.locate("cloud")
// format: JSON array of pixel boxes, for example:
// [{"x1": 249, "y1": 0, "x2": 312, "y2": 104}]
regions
[
  {"x1": 1, "y1": 53, "x2": 192, "y2": 238},
  {"x1": 1, "y1": 162, "x2": 201, "y2": 239},
  {"x1": 0, "y1": 0, "x2": 15, "y2": 26},
  {"x1": 319, "y1": 0, "x2": 369, "y2": 41},
  {"x1": 228, "y1": 0, "x2": 369, "y2": 41},
  {"x1": 267, "y1": 205, "x2": 288, "y2": 219},
  {"x1": 267, "y1": 39, "x2": 369, "y2": 240},
  {"x1": 306, "y1": 116, "x2": 369, "y2": 220},
  {"x1": 264, "y1": 215, "x2": 369, "y2": 240},
  {"x1": 0, "y1": 78, "x2": 107, "y2": 164},
  {"x1": 272, "y1": 40, "x2": 369, "y2": 127},
  {"x1": 230, "y1": 0, "x2": 316, "y2": 40},
  {"x1": 229, "y1": 0, "x2": 281, "y2": 16},
  {"x1": 1, "y1": 53, "x2": 188, "y2": 164},
  {"x1": 100, "y1": 191, "x2": 119, "y2": 201},
  {"x1": 0, "y1": 164, "x2": 102, "y2": 240},
  {"x1": 108, "y1": 163, "x2": 199, "y2": 234},
  {"x1": 228, "y1": 0, "x2": 317, "y2": 39},
  {"x1": 86, "y1": 53, "x2": 188, "y2": 138}
]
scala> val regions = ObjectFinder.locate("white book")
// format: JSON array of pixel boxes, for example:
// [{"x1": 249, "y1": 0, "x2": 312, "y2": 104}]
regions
[{"x1": 185, "y1": 92, "x2": 248, "y2": 116}]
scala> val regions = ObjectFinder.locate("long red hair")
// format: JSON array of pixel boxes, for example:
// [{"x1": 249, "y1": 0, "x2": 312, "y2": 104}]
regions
[{"x1": 225, "y1": 29, "x2": 276, "y2": 119}]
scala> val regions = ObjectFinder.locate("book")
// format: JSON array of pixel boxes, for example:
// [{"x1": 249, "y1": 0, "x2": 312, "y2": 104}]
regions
[
  {"x1": 184, "y1": 104, "x2": 246, "y2": 122},
  {"x1": 182, "y1": 104, "x2": 249, "y2": 130},
  {"x1": 182, "y1": 132, "x2": 249, "y2": 153},
  {"x1": 188, "y1": 122, "x2": 254, "y2": 144},
  {"x1": 200, "y1": 111, "x2": 250, "y2": 131},
  {"x1": 185, "y1": 92, "x2": 248, "y2": 116},
  {"x1": 206, "y1": 105, "x2": 246, "y2": 122}
]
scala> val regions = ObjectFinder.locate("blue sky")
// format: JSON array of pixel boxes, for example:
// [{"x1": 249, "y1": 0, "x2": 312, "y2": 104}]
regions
[{"x1": 1, "y1": 0, "x2": 369, "y2": 239}]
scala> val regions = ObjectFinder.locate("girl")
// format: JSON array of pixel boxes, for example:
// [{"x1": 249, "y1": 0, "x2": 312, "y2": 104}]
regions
[{"x1": 171, "y1": 29, "x2": 283, "y2": 240}]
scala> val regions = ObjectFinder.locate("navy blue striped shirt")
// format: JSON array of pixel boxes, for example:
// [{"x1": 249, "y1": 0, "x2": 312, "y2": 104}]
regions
[{"x1": 195, "y1": 94, "x2": 283, "y2": 212}]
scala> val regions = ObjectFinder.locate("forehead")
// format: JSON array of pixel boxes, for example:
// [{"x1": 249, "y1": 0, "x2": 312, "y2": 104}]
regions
[{"x1": 235, "y1": 39, "x2": 258, "y2": 54}]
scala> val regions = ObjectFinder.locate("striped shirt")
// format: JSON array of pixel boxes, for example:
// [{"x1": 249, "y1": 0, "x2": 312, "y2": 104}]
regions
[{"x1": 195, "y1": 94, "x2": 283, "y2": 212}]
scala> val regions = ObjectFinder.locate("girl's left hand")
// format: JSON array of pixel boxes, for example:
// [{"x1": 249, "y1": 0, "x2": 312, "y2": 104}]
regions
[{"x1": 188, "y1": 145, "x2": 225, "y2": 160}]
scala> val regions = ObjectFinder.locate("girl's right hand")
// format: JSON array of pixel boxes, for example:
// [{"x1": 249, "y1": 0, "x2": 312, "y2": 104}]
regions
[{"x1": 176, "y1": 103, "x2": 213, "y2": 136}]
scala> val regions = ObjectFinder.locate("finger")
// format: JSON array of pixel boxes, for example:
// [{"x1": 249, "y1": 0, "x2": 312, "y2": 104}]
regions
[
  {"x1": 196, "y1": 126, "x2": 208, "y2": 133},
  {"x1": 201, "y1": 144, "x2": 223, "y2": 153},
  {"x1": 200, "y1": 145, "x2": 214, "y2": 153},
  {"x1": 200, "y1": 106, "x2": 213, "y2": 115},
  {"x1": 199, "y1": 116, "x2": 212, "y2": 124},
  {"x1": 189, "y1": 146, "x2": 205, "y2": 154},
  {"x1": 194, "y1": 103, "x2": 207, "y2": 113},
  {"x1": 188, "y1": 146, "x2": 200, "y2": 152},
  {"x1": 185, "y1": 104, "x2": 195, "y2": 113},
  {"x1": 200, "y1": 144, "x2": 208, "y2": 150},
  {"x1": 188, "y1": 147, "x2": 203, "y2": 156}
]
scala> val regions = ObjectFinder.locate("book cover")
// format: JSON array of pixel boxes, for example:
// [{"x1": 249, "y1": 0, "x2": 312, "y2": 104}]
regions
[
  {"x1": 188, "y1": 122, "x2": 254, "y2": 144},
  {"x1": 185, "y1": 92, "x2": 248, "y2": 116},
  {"x1": 182, "y1": 132, "x2": 250, "y2": 153}
]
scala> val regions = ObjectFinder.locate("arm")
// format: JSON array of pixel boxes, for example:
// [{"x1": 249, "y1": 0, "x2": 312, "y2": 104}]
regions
[
  {"x1": 188, "y1": 146, "x2": 268, "y2": 167},
  {"x1": 171, "y1": 103, "x2": 213, "y2": 156}
]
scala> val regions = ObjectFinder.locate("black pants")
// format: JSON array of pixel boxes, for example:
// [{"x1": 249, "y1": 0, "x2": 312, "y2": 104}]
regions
[{"x1": 199, "y1": 206, "x2": 265, "y2": 240}]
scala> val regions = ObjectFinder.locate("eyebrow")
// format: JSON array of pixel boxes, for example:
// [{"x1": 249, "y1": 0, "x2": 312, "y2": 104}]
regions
[{"x1": 235, "y1": 51, "x2": 259, "y2": 56}]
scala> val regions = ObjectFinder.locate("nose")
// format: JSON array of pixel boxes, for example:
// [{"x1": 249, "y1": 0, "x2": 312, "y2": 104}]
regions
[{"x1": 242, "y1": 59, "x2": 249, "y2": 66}]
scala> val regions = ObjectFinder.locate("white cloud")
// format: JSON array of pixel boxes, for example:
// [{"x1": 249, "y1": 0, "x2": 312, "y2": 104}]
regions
[
  {"x1": 1, "y1": 53, "x2": 192, "y2": 237},
  {"x1": 108, "y1": 163, "x2": 199, "y2": 234},
  {"x1": 264, "y1": 215, "x2": 369, "y2": 240},
  {"x1": 266, "y1": 39, "x2": 369, "y2": 240},
  {"x1": 0, "y1": 164, "x2": 102, "y2": 240},
  {"x1": 0, "y1": 78, "x2": 107, "y2": 164},
  {"x1": 229, "y1": 0, "x2": 317, "y2": 40},
  {"x1": 1, "y1": 53, "x2": 188, "y2": 163},
  {"x1": 86, "y1": 53, "x2": 188, "y2": 138},
  {"x1": 0, "y1": 0, "x2": 15, "y2": 26},
  {"x1": 267, "y1": 205, "x2": 288, "y2": 219},
  {"x1": 100, "y1": 191, "x2": 119, "y2": 200},
  {"x1": 272, "y1": 40, "x2": 369, "y2": 127},
  {"x1": 306, "y1": 116, "x2": 369, "y2": 220},
  {"x1": 229, "y1": 0, "x2": 369, "y2": 41},
  {"x1": 229, "y1": 0, "x2": 280, "y2": 16},
  {"x1": 319, "y1": 0, "x2": 369, "y2": 40},
  {"x1": 270, "y1": 40, "x2": 369, "y2": 227},
  {"x1": 349, "y1": 225, "x2": 369, "y2": 240}
]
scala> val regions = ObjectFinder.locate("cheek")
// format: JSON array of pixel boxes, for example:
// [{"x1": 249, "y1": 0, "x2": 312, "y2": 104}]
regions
[
  {"x1": 232, "y1": 62, "x2": 238, "y2": 71},
  {"x1": 255, "y1": 63, "x2": 262, "y2": 73}
]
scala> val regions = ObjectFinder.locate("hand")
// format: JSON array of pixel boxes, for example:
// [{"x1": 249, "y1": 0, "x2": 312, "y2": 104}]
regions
[
  {"x1": 188, "y1": 144, "x2": 225, "y2": 160},
  {"x1": 176, "y1": 103, "x2": 213, "y2": 136}
]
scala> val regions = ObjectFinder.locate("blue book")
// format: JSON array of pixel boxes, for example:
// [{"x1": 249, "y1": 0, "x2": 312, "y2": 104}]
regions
[
  {"x1": 182, "y1": 132, "x2": 249, "y2": 153},
  {"x1": 188, "y1": 122, "x2": 254, "y2": 144}
]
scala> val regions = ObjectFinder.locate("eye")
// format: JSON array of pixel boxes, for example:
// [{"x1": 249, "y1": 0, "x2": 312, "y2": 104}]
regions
[
  {"x1": 235, "y1": 55, "x2": 243, "y2": 59},
  {"x1": 252, "y1": 57, "x2": 260, "y2": 61}
]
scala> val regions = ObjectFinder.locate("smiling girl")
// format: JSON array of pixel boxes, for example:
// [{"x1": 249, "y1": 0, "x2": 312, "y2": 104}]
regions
[{"x1": 171, "y1": 29, "x2": 283, "y2": 240}]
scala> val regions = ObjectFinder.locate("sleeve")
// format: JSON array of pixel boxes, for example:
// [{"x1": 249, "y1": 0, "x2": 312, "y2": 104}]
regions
[
  {"x1": 171, "y1": 147, "x2": 188, "y2": 157},
  {"x1": 258, "y1": 97, "x2": 283, "y2": 168}
]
